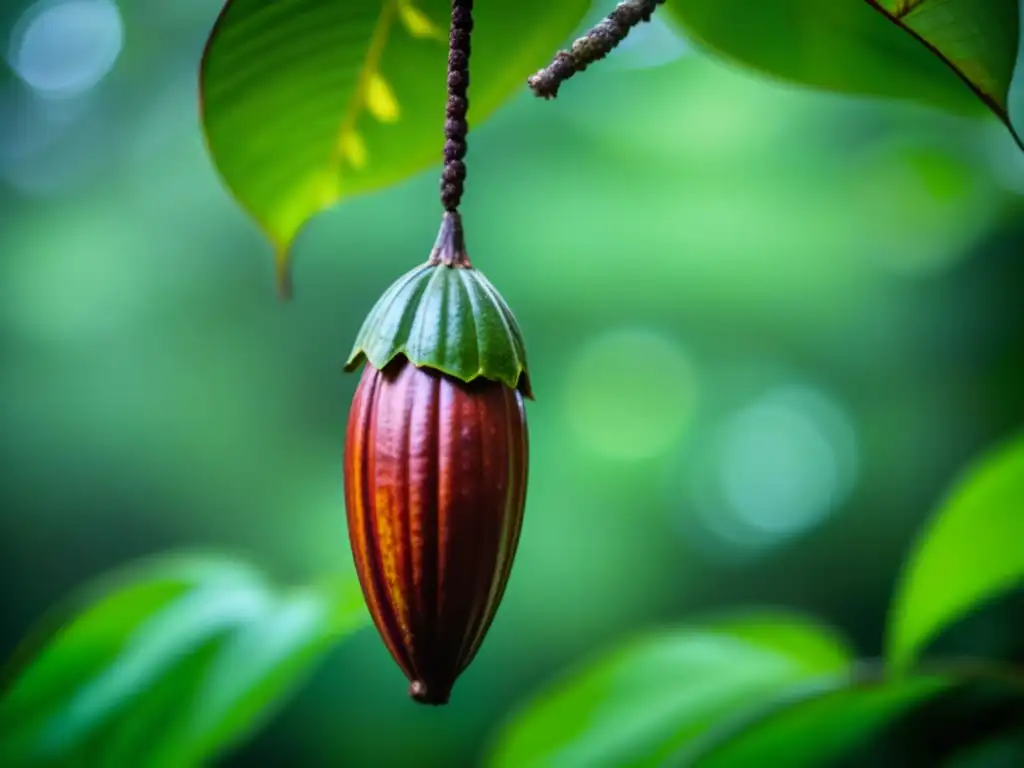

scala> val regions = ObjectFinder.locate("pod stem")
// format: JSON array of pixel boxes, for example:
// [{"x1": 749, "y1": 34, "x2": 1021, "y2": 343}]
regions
[
  {"x1": 527, "y1": 0, "x2": 666, "y2": 100},
  {"x1": 441, "y1": 0, "x2": 473, "y2": 213},
  {"x1": 429, "y1": 210, "x2": 470, "y2": 268}
]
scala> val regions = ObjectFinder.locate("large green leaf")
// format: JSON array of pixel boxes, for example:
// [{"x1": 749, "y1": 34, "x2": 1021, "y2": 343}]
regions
[
  {"x1": 679, "y1": 675, "x2": 949, "y2": 766},
  {"x1": 664, "y1": 0, "x2": 1021, "y2": 146},
  {"x1": 0, "y1": 554, "x2": 366, "y2": 767},
  {"x1": 486, "y1": 613, "x2": 853, "y2": 768},
  {"x1": 200, "y1": 0, "x2": 590, "y2": 295},
  {"x1": 887, "y1": 437, "x2": 1024, "y2": 670}
]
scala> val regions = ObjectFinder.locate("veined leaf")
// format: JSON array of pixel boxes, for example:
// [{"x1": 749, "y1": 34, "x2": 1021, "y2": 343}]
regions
[
  {"x1": 0, "y1": 554, "x2": 366, "y2": 767},
  {"x1": 486, "y1": 612, "x2": 853, "y2": 768},
  {"x1": 887, "y1": 437, "x2": 1024, "y2": 670},
  {"x1": 664, "y1": 0, "x2": 1022, "y2": 148},
  {"x1": 865, "y1": 0, "x2": 1020, "y2": 140},
  {"x1": 200, "y1": 0, "x2": 590, "y2": 296}
]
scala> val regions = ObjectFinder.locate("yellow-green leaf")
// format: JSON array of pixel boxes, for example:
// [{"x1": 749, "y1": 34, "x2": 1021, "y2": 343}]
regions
[
  {"x1": 200, "y1": 0, "x2": 590, "y2": 296},
  {"x1": 664, "y1": 0, "x2": 1021, "y2": 147},
  {"x1": 398, "y1": 0, "x2": 446, "y2": 40},
  {"x1": 887, "y1": 437, "x2": 1024, "y2": 670}
]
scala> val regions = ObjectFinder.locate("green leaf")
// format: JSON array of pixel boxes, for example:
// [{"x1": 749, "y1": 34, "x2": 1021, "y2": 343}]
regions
[
  {"x1": 200, "y1": 0, "x2": 590, "y2": 295},
  {"x1": 887, "y1": 437, "x2": 1024, "y2": 670},
  {"x1": 486, "y1": 612, "x2": 853, "y2": 768},
  {"x1": 663, "y1": 0, "x2": 1022, "y2": 147},
  {"x1": 0, "y1": 554, "x2": 366, "y2": 767},
  {"x1": 680, "y1": 674, "x2": 949, "y2": 766}
]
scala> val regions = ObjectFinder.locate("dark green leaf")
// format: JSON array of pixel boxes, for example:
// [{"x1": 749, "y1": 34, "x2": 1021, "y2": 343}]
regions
[
  {"x1": 887, "y1": 437, "x2": 1024, "y2": 670},
  {"x1": 200, "y1": 0, "x2": 591, "y2": 294},
  {"x1": 678, "y1": 675, "x2": 949, "y2": 766},
  {"x1": 486, "y1": 613, "x2": 852, "y2": 768},
  {"x1": 664, "y1": 0, "x2": 1021, "y2": 146},
  {"x1": 0, "y1": 554, "x2": 366, "y2": 767}
]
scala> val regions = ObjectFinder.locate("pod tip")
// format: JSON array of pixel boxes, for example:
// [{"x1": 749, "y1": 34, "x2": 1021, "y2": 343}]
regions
[{"x1": 410, "y1": 680, "x2": 450, "y2": 706}]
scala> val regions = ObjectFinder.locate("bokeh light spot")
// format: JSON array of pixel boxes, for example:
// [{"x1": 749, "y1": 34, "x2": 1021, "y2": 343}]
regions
[
  {"x1": 564, "y1": 327, "x2": 697, "y2": 460},
  {"x1": 719, "y1": 401, "x2": 839, "y2": 534},
  {"x1": 9, "y1": 0, "x2": 124, "y2": 98},
  {"x1": 690, "y1": 384, "x2": 858, "y2": 559}
]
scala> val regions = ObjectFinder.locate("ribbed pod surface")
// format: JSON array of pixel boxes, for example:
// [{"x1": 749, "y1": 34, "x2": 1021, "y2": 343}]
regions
[{"x1": 344, "y1": 357, "x2": 528, "y2": 705}]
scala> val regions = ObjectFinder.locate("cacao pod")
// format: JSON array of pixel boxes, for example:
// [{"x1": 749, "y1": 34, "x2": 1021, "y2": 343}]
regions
[{"x1": 343, "y1": 213, "x2": 531, "y2": 705}]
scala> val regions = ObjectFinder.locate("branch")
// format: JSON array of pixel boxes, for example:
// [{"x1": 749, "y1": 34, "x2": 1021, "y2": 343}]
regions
[
  {"x1": 527, "y1": 0, "x2": 666, "y2": 99},
  {"x1": 441, "y1": 0, "x2": 473, "y2": 213}
]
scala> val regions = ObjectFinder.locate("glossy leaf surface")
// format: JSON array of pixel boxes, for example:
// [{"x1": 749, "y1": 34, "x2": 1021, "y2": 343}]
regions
[
  {"x1": 487, "y1": 613, "x2": 852, "y2": 768},
  {"x1": 684, "y1": 675, "x2": 949, "y2": 766},
  {"x1": 888, "y1": 437, "x2": 1024, "y2": 669},
  {"x1": 200, "y1": 0, "x2": 590, "y2": 293},
  {"x1": 664, "y1": 0, "x2": 1021, "y2": 146},
  {"x1": 0, "y1": 555, "x2": 365, "y2": 767}
]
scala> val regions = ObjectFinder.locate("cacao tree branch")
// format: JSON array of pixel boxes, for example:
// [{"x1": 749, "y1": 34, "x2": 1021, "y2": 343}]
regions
[
  {"x1": 441, "y1": 0, "x2": 473, "y2": 212},
  {"x1": 527, "y1": 0, "x2": 666, "y2": 99}
]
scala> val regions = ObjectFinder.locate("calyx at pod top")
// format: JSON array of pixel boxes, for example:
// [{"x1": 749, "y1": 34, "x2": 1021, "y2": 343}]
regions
[{"x1": 343, "y1": 211, "x2": 531, "y2": 706}]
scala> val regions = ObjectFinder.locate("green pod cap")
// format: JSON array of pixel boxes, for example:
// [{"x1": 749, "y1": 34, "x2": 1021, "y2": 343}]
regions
[{"x1": 345, "y1": 213, "x2": 532, "y2": 398}]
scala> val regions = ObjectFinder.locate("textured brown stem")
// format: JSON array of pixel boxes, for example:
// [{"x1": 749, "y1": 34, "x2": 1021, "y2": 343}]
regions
[
  {"x1": 441, "y1": 0, "x2": 473, "y2": 211},
  {"x1": 527, "y1": 0, "x2": 665, "y2": 99}
]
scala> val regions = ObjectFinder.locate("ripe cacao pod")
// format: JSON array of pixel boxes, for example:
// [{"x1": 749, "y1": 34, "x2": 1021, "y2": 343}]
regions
[{"x1": 343, "y1": 213, "x2": 531, "y2": 705}]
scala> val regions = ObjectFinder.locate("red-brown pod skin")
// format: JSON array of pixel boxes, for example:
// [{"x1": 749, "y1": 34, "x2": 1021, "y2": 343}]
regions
[{"x1": 344, "y1": 357, "x2": 528, "y2": 705}]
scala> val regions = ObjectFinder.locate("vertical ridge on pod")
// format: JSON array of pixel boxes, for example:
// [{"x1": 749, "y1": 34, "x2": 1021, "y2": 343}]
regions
[
  {"x1": 346, "y1": 366, "x2": 414, "y2": 679},
  {"x1": 342, "y1": 0, "x2": 530, "y2": 710},
  {"x1": 345, "y1": 358, "x2": 528, "y2": 705},
  {"x1": 463, "y1": 385, "x2": 527, "y2": 669}
]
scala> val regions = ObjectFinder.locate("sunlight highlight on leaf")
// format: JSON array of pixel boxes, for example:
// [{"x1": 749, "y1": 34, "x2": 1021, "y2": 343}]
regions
[
  {"x1": 687, "y1": 676, "x2": 951, "y2": 766},
  {"x1": 398, "y1": 0, "x2": 445, "y2": 40},
  {"x1": 340, "y1": 131, "x2": 369, "y2": 170},
  {"x1": 0, "y1": 554, "x2": 366, "y2": 767},
  {"x1": 366, "y1": 72, "x2": 401, "y2": 123},
  {"x1": 200, "y1": 0, "x2": 591, "y2": 298},
  {"x1": 887, "y1": 437, "x2": 1024, "y2": 670},
  {"x1": 488, "y1": 613, "x2": 852, "y2": 768}
]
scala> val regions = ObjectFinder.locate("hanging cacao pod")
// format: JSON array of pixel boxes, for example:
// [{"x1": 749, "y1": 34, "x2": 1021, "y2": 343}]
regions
[{"x1": 343, "y1": 213, "x2": 531, "y2": 705}]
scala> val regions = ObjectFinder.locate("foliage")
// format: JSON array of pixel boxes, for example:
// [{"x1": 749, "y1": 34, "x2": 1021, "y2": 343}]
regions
[
  {"x1": 676, "y1": 676, "x2": 951, "y2": 766},
  {"x1": 485, "y1": 435, "x2": 1024, "y2": 764},
  {"x1": 3, "y1": 435, "x2": 1021, "y2": 764},
  {"x1": 887, "y1": 438, "x2": 1024, "y2": 670},
  {"x1": 2, "y1": 0, "x2": 1022, "y2": 765},
  {"x1": 663, "y1": 0, "x2": 1021, "y2": 142},
  {"x1": 487, "y1": 614, "x2": 853, "y2": 767},
  {"x1": 200, "y1": 0, "x2": 591, "y2": 293},
  {"x1": 0, "y1": 556, "x2": 365, "y2": 766},
  {"x1": 201, "y1": 0, "x2": 1022, "y2": 294}
]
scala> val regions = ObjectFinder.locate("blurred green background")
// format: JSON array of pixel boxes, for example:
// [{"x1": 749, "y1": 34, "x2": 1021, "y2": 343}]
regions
[{"x1": 1, "y1": 1, "x2": 1023, "y2": 765}]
